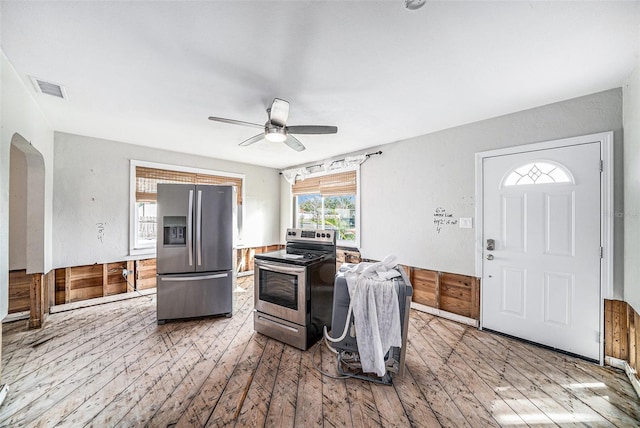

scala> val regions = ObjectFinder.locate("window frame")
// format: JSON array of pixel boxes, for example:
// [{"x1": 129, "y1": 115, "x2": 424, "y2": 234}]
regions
[
  {"x1": 291, "y1": 166, "x2": 360, "y2": 248},
  {"x1": 129, "y1": 160, "x2": 245, "y2": 256}
]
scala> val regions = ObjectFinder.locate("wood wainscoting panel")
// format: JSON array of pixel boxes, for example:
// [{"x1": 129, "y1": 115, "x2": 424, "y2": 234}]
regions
[
  {"x1": 236, "y1": 247, "x2": 254, "y2": 273},
  {"x1": 237, "y1": 244, "x2": 284, "y2": 273},
  {"x1": 135, "y1": 259, "x2": 157, "y2": 290},
  {"x1": 411, "y1": 268, "x2": 439, "y2": 309},
  {"x1": 630, "y1": 307, "x2": 638, "y2": 373},
  {"x1": 440, "y1": 273, "x2": 475, "y2": 319},
  {"x1": 66, "y1": 265, "x2": 103, "y2": 302},
  {"x1": 410, "y1": 268, "x2": 479, "y2": 320},
  {"x1": 28, "y1": 273, "x2": 44, "y2": 329},
  {"x1": 605, "y1": 299, "x2": 629, "y2": 361},
  {"x1": 54, "y1": 268, "x2": 66, "y2": 305},
  {"x1": 8, "y1": 270, "x2": 30, "y2": 313},
  {"x1": 104, "y1": 262, "x2": 129, "y2": 296},
  {"x1": 336, "y1": 248, "x2": 361, "y2": 270},
  {"x1": 604, "y1": 299, "x2": 640, "y2": 385}
]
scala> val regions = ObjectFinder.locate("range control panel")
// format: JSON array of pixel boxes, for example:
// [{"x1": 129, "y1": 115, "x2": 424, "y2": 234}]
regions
[{"x1": 286, "y1": 228, "x2": 336, "y2": 245}]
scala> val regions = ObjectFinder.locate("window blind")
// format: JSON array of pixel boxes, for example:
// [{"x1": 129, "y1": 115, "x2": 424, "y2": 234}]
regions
[
  {"x1": 291, "y1": 170, "x2": 357, "y2": 196},
  {"x1": 135, "y1": 166, "x2": 243, "y2": 205}
]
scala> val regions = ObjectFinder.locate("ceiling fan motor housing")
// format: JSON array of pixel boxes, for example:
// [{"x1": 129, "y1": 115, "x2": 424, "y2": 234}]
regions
[{"x1": 264, "y1": 123, "x2": 287, "y2": 142}]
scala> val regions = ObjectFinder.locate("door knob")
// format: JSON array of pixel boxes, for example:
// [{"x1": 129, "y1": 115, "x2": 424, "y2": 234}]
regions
[{"x1": 486, "y1": 254, "x2": 494, "y2": 260}]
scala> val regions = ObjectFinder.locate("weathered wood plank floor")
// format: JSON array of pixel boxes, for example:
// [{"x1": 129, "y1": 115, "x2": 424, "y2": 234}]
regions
[{"x1": 1, "y1": 276, "x2": 638, "y2": 427}]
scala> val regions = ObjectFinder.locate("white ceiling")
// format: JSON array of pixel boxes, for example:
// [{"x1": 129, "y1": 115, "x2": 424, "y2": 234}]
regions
[{"x1": 1, "y1": 1, "x2": 638, "y2": 169}]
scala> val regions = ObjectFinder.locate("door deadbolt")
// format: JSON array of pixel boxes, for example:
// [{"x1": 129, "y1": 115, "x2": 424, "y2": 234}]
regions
[
  {"x1": 486, "y1": 239, "x2": 495, "y2": 251},
  {"x1": 486, "y1": 254, "x2": 494, "y2": 261}
]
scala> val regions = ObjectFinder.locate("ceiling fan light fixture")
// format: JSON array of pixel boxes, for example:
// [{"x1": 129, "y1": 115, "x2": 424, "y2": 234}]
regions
[
  {"x1": 265, "y1": 127, "x2": 287, "y2": 143},
  {"x1": 208, "y1": 98, "x2": 337, "y2": 151}
]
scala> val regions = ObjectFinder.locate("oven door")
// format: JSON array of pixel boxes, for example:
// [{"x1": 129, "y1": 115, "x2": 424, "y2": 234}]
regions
[{"x1": 254, "y1": 258, "x2": 307, "y2": 326}]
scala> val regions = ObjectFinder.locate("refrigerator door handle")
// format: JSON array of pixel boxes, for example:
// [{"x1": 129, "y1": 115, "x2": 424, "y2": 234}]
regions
[
  {"x1": 159, "y1": 273, "x2": 229, "y2": 282},
  {"x1": 196, "y1": 189, "x2": 203, "y2": 266},
  {"x1": 187, "y1": 189, "x2": 194, "y2": 266}
]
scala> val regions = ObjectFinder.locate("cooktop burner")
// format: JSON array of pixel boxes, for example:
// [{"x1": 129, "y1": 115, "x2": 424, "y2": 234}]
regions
[
  {"x1": 254, "y1": 228, "x2": 337, "y2": 266},
  {"x1": 256, "y1": 249, "x2": 327, "y2": 266}
]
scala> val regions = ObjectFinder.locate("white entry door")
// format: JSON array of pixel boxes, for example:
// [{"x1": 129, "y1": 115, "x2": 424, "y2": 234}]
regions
[{"x1": 481, "y1": 142, "x2": 602, "y2": 361}]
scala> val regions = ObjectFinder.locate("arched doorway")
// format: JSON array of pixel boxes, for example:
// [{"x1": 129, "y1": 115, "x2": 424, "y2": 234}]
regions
[{"x1": 9, "y1": 133, "x2": 46, "y2": 328}]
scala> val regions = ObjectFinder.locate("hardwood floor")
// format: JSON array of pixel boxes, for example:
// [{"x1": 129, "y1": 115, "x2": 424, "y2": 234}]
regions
[{"x1": 1, "y1": 275, "x2": 638, "y2": 427}]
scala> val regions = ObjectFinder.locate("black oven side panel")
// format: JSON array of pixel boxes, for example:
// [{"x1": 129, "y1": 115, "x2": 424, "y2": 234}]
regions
[{"x1": 308, "y1": 258, "x2": 337, "y2": 339}]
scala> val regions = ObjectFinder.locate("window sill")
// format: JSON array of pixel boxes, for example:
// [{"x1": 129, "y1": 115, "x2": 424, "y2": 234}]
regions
[{"x1": 130, "y1": 248, "x2": 156, "y2": 257}]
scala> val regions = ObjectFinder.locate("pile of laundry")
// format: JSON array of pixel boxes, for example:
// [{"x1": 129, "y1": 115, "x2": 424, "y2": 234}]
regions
[{"x1": 343, "y1": 255, "x2": 404, "y2": 377}]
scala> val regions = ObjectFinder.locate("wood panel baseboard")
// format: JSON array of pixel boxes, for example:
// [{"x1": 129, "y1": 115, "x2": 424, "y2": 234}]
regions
[
  {"x1": 409, "y1": 267, "x2": 480, "y2": 320},
  {"x1": 333, "y1": 252, "x2": 480, "y2": 321},
  {"x1": 604, "y1": 299, "x2": 640, "y2": 388},
  {"x1": 8, "y1": 270, "x2": 30, "y2": 313}
]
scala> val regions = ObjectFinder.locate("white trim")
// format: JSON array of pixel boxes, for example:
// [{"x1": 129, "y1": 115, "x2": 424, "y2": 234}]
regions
[
  {"x1": 354, "y1": 167, "x2": 361, "y2": 248},
  {"x1": 2, "y1": 311, "x2": 29, "y2": 323},
  {"x1": 605, "y1": 356, "x2": 640, "y2": 399},
  {"x1": 604, "y1": 355, "x2": 626, "y2": 370},
  {"x1": 131, "y1": 159, "x2": 245, "y2": 179},
  {"x1": 129, "y1": 159, "x2": 246, "y2": 255},
  {"x1": 600, "y1": 132, "x2": 614, "y2": 299},
  {"x1": 475, "y1": 131, "x2": 615, "y2": 366},
  {"x1": 410, "y1": 302, "x2": 479, "y2": 327}
]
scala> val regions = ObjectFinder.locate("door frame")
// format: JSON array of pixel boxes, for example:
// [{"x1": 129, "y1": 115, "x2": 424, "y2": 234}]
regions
[{"x1": 474, "y1": 131, "x2": 614, "y2": 364}]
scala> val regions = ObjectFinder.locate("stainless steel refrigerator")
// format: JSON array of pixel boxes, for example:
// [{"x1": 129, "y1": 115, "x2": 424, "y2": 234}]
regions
[{"x1": 156, "y1": 183, "x2": 234, "y2": 324}]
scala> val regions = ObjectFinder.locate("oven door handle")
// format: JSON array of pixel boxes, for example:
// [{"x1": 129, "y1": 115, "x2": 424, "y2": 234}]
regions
[{"x1": 255, "y1": 260, "x2": 306, "y2": 275}]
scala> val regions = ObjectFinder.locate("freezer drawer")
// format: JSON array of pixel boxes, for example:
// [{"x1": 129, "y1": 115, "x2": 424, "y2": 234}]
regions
[{"x1": 157, "y1": 271, "x2": 233, "y2": 323}]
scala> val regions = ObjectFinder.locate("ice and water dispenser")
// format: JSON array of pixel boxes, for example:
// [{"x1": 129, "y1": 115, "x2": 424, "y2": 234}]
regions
[{"x1": 163, "y1": 216, "x2": 187, "y2": 246}]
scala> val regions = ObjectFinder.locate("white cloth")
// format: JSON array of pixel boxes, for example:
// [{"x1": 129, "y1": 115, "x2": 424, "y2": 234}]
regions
[
  {"x1": 281, "y1": 167, "x2": 309, "y2": 184},
  {"x1": 344, "y1": 256, "x2": 402, "y2": 376}
]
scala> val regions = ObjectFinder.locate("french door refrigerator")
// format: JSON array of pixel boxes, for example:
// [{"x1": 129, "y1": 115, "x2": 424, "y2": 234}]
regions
[{"x1": 156, "y1": 183, "x2": 234, "y2": 324}]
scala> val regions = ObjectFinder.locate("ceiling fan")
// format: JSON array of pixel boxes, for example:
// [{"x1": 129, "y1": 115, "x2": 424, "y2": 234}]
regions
[{"x1": 208, "y1": 98, "x2": 337, "y2": 152}]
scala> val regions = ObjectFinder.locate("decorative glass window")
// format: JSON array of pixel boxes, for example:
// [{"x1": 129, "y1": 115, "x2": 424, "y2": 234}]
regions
[{"x1": 503, "y1": 161, "x2": 573, "y2": 187}]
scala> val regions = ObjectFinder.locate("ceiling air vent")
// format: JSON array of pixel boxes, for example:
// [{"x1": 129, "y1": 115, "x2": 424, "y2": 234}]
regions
[{"x1": 30, "y1": 76, "x2": 67, "y2": 99}]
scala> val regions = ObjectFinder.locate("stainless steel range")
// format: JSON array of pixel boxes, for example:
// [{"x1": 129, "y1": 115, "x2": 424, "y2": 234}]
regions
[{"x1": 254, "y1": 228, "x2": 336, "y2": 350}]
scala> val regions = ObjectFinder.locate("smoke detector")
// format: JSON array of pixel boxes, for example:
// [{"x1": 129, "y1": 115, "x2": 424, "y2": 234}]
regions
[
  {"x1": 30, "y1": 76, "x2": 67, "y2": 99},
  {"x1": 405, "y1": 0, "x2": 426, "y2": 10}
]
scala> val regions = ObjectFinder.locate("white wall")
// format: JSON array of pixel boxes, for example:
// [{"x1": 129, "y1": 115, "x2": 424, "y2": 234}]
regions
[
  {"x1": 624, "y1": 65, "x2": 640, "y2": 313},
  {"x1": 9, "y1": 144, "x2": 27, "y2": 270},
  {"x1": 1, "y1": 52, "x2": 54, "y2": 318},
  {"x1": 52, "y1": 132, "x2": 281, "y2": 268},
  {"x1": 283, "y1": 89, "x2": 624, "y2": 297}
]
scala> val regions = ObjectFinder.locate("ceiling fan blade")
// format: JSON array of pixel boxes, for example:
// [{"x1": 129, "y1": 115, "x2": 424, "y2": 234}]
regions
[
  {"x1": 208, "y1": 116, "x2": 263, "y2": 129},
  {"x1": 286, "y1": 125, "x2": 338, "y2": 134},
  {"x1": 269, "y1": 98, "x2": 290, "y2": 127},
  {"x1": 239, "y1": 133, "x2": 265, "y2": 147},
  {"x1": 283, "y1": 135, "x2": 306, "y2": 152}
]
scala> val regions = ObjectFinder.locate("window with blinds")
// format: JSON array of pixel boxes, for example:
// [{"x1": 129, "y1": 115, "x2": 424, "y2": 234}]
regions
[
  {"x1": 292, "y1": 169, "x2": 359, "y2": 246},
  {"x1": 135, "y1": 166, "x2": 243, "y2": 205},
  {"x1": 291, "y1": 170, "x2": 356, "y2": 196},
  {"x1": 132, "y1": 164, "x2": 244, "y2": 252}
]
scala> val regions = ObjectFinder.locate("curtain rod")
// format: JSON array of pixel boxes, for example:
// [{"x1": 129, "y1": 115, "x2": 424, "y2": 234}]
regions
[{"x1": 279, "y1": 150, "x2": 383, "y2": 174}]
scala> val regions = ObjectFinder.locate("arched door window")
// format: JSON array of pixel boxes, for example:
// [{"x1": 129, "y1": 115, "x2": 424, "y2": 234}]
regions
[{"x1": 502, "y1": 160, "x2": 573, "y2": 187}]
